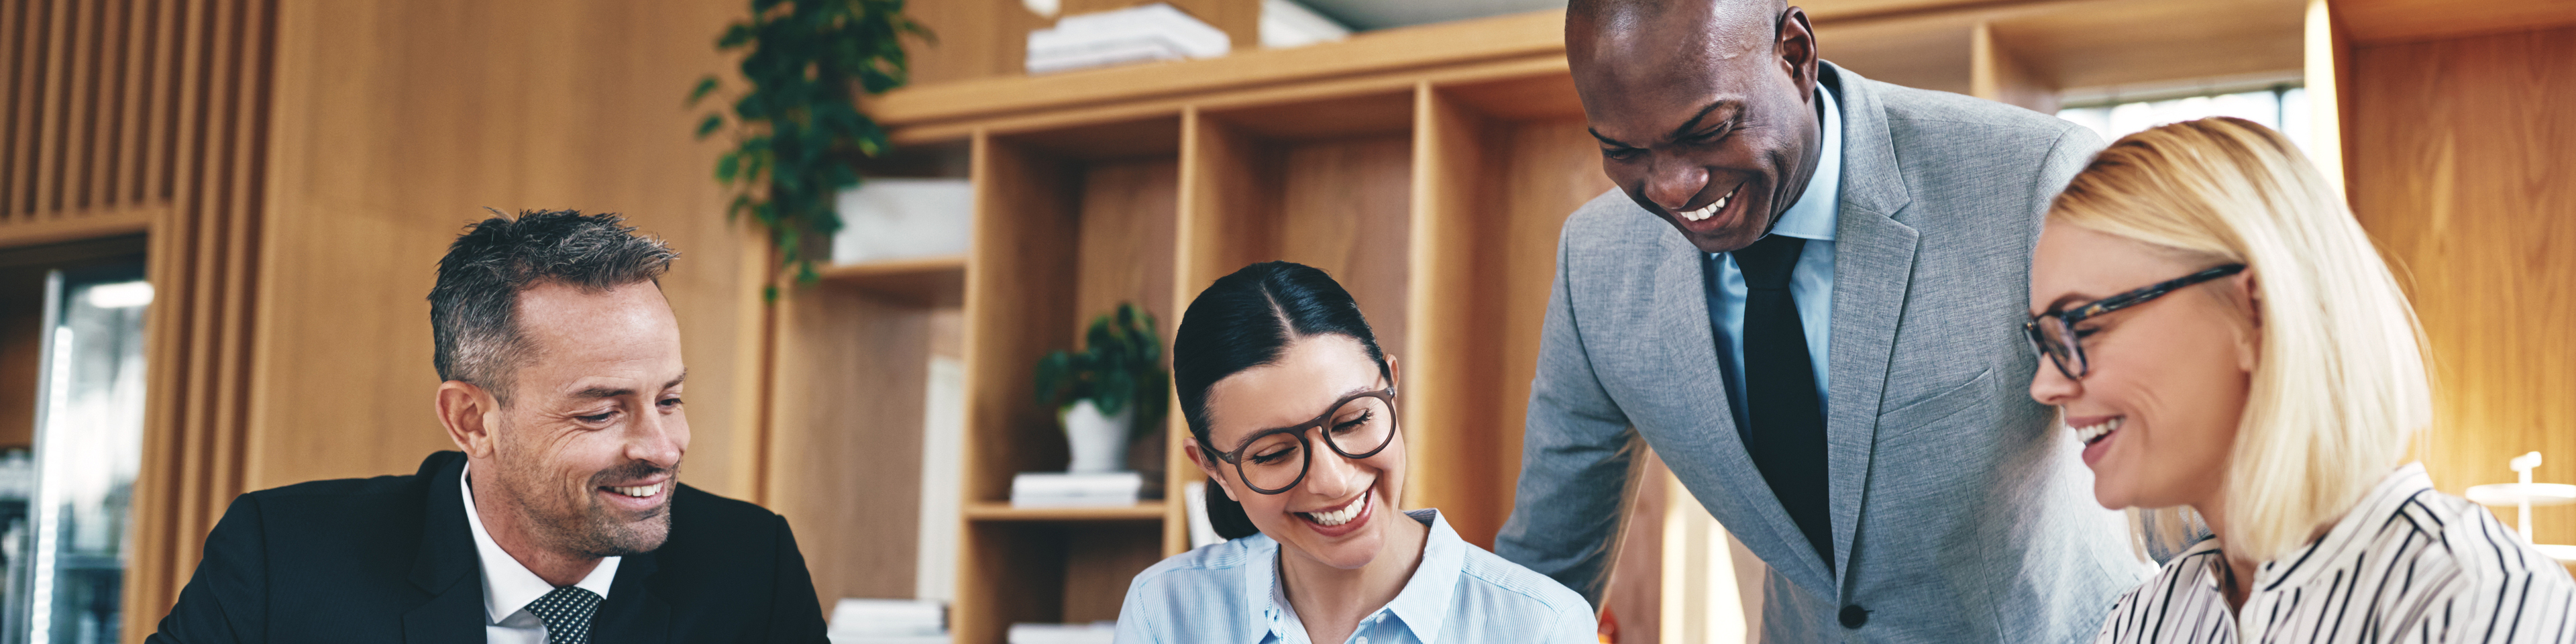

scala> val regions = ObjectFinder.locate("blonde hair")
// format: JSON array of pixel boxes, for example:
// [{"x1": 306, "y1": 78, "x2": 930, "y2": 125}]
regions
[{"x1": 2047, "y1": 117, "x2": 2431, "y2": 564}]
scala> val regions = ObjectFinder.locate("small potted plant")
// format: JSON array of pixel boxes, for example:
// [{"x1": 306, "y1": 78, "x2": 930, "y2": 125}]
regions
[{"x1": 1034, "y1": 303, "x2": 1169, "y2": 473}]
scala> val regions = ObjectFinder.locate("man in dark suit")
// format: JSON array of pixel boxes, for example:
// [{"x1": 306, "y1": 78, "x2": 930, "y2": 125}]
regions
[{"x1": 149, "y1": 210, "x2": 828, "y2": 643}]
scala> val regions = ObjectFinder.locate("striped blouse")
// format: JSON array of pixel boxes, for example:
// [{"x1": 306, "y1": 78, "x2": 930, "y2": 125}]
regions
[{"x1": 2093, "y1": 463, "x2": 2576, "y2": 644}]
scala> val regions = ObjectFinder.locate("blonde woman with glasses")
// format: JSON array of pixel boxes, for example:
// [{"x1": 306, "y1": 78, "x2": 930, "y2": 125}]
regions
[{"x1": 2026, "y1": 117, "x2": 2575, "y2": 643}]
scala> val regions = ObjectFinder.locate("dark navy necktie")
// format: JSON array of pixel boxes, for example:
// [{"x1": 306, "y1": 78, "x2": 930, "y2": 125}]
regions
[
  {"x1": 1732, "y1": 233, "x2": 1835, "y2": 570},
  {"x1": 526, "y1": 585, "x2": 600, "y2": 644}
]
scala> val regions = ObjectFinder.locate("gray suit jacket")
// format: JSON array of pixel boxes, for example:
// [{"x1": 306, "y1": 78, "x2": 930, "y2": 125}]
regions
[{"x1": 1495, "y1": 63, "x2": 2144, "y2": 643}]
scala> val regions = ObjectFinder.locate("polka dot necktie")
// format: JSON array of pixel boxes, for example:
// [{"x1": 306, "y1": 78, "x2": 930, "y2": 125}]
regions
[{"x1": 525, "y1": 585, "x2": 601, "y2": 644}]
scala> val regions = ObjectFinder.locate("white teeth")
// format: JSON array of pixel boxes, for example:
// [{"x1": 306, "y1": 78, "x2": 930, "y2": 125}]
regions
[
  {"x1": 1679, "y1": 184, "x2": 1739, "y2": 222},
  {"x1": 610, "y1": 483, "x2": 661, "y2": 498},
  {"x1": 1299, "y1": 490, "x2": 1367, "y2": 527},
  {"x1": 2072, "y1": 417, "x2": 2124, "y2": 445}
]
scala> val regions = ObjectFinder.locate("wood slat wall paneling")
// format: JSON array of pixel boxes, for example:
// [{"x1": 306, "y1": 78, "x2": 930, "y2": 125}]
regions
[
  {"x1": 2343, "y1": 21, "x2": 2576, "y2": 565},
  {"x1": 111, "y1": 0, "x2": 278, "y2": 639},
  {"x1": 0, "y1": 0, "x2": 190, "y2": 231}
]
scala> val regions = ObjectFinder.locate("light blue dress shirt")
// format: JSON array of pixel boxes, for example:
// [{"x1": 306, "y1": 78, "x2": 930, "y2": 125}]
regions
[
  {"x1": 1708, "y1": 83, "x2": 1841, "y2": 430},
  {"x1": 1113, "y1": 508, "x2": 1596, "y2": 644}
]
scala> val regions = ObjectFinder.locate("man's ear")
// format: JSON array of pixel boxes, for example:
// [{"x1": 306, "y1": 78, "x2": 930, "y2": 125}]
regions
[
  {"x1": 1776, "y1": 6, "x2": 1820, "y2": 99},
  {"x1": 437, "y1": 380, "x2": 502, "y2": 459}
]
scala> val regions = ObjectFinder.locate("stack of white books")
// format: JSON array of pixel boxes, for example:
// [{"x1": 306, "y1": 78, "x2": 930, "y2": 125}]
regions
[
  {"x1": 828, "y1": 598, "x2": 947, "y2": 644},
  {"x1": 1007, "y1": 623, "x2": 1117, "y2": 644},
  {"x1": 1025, "y1": 3, "x2": 1230, "y2": 75},
  {"x1": 1010, "y1": 472, "x2": 1144, "y2": 508}
]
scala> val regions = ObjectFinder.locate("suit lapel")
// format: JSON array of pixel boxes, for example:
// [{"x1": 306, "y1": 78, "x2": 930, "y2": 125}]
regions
[
  {"x1": 1817, "y1": 64, "x2": 1919, "y2": 582},
  {"x1": 405, "y1": 453, "x2": 488, "y2": 643},
  {"x1": 1645, "y1": 227, "x2": 1837, "y2": 594},
  {"x1": 590, "y1": 546, "x2": 671, "y2": 642}
]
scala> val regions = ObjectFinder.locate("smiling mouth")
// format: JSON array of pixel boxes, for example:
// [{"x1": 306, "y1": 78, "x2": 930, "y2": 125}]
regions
[
  {"x1": 2073, "y1": 417, "x2": 2123, "y2": 446},
  {"x1": 1677, "y1": 182, "x2": 1743, "y2": 223},
  {"x1": 604, "y1": 482, "x2": 665, "y2": 498},
  {"x1": 1298, "y1": 489, "x2": 1368, "y2": 527}
]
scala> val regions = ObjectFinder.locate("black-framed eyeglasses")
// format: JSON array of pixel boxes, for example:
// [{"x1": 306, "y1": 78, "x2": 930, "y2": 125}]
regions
[
  {"x1": 1199, "y1": 386, "x2": 1399, "y2": 495},
  {"x1": 2027, "y1": 264, "x2": 2247, "y2": 380}
]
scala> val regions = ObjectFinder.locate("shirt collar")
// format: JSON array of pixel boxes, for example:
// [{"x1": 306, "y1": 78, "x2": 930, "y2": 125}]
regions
[
  {"x1": 462, "y1": 465, "x2": 619, "y2": 625},
  {"x1": 1381, "y1": 508, "x2": 1466, "y2": 644},
  {"x1": 1769, "y1": 83, "x2": 1842, "y2": 243},
  {"x1": 1249, "y1": 508, "x2": 1464, "y2": 644}
]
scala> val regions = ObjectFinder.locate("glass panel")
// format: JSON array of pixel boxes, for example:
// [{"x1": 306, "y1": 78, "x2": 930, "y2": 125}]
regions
[
  {"x1": 3, "y1": 263, "x2": 149, "y2": 644},
  {"x1": 2057, "y1": 86, "x2": 2312, "y2": 154}
]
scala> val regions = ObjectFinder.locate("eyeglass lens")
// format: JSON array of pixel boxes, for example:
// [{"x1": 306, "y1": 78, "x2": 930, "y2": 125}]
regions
[
  {"x1": 1234, "y1": 394, "x2": 1396, "y2": 493},
  {"x1": 2034, "y1": 316, "x2": 2084, "y2": 378}
]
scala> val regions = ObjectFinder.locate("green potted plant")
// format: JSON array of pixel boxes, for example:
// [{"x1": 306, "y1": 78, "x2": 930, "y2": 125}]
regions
[
  {"x1": 1034, "y1": 303, "x2": 1169, "y2": 473},
  {"x1": 690, "y1": 0, "x2": 925, "y2": 288}
]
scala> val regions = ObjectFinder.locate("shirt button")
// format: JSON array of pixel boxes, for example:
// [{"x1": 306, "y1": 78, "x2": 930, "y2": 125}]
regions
[{"x1": 1839, "y1": 604, "x2": 1868, "y2": 629}]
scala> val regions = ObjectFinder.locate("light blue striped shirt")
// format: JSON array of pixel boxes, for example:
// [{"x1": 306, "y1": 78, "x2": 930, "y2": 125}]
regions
[{"x1": 1113, "y1": 509, "x2": 1596, "y2": 644}]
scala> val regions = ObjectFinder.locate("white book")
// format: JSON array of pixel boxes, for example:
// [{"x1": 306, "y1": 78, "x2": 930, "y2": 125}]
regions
[
  {"x1": 829, "y1": 598, "x2": 945, "y2": 637},
  {"x1": 1006, "y1": 623, "x2": 1116, "y2": 644},
  {"x1": 1011, "y1": 472, "x2": 1144, "y2": 507},
  {"x1": 1026, "y1": 3, "x2": 1230, "y2": 74}
]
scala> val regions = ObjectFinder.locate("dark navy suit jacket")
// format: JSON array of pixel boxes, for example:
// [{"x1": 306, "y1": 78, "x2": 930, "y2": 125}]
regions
[{"x1": 147, "y1": 451, "x2": 829, "y2": 643}]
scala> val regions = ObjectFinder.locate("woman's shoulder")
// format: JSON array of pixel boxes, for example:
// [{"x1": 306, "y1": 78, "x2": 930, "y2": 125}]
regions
[
  {"x1": 2412, "y1": 490, "x2": 2575, "y2": 590},
  {"x1": 1126, "y1": 533, "x2": 1273, "y2": 597},
  {"x1": 1452, "y1": 539, "x2": 1595, "y2": 615}
]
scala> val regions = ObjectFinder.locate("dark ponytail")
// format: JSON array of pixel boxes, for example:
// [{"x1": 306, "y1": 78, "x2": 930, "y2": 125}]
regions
[{"x1": 1173, "y1": 261, "x2": 1391, "y2": 541}]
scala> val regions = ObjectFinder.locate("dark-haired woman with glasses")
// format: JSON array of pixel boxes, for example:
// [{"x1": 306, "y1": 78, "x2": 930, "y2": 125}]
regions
[
  {"x1": 1113, "y1": 261, "x2": 1595, "y2": 644},
  {"x1": 2027, "y1": 117, "x2": 2573, "y2": 643}
]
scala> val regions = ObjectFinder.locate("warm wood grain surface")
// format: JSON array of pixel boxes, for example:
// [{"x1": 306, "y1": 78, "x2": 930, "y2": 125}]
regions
[{"x1": 2345, "y1": 23, "x2": 2576, "y2": 560}]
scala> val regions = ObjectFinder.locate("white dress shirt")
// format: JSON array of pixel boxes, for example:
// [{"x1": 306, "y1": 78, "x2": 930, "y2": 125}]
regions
[
  {"x1": 2092, "y1": 463, "x2": 2576, "y2": 643},
  {"x1": 463, "y1": 466, "x2": 620, "y2": 644}
]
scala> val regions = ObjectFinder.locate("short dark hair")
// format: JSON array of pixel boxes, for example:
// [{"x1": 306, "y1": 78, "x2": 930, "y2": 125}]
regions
[
  {"x1": 429, "y1": 209, "x2": 677, "y2": 405},
  {"x1": 1171, "y1": 261, "x2": 1391, "y2": 540}
]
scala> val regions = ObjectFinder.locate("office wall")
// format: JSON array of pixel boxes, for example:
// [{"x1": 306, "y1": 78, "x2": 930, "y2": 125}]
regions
[
  {"x1": 257, "y1": 0, "x2": 768, "y2": 495},
  {"x1": 2343, "y1": 22, "x2": 2576, "y2": 551}
]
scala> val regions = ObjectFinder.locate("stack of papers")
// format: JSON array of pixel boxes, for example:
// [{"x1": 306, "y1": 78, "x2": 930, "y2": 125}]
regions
[
  {"x1": 1026, "y1": 3, "x2": 1230, "y2": 74},
  {"x1": 1007, "y1": 623, "x2": 1116, "y2": 644},
  {"x1": 828, "y1": 598, "x2": 947, "y2": 644},
  {"x1": 1011, "y1": 472, "x2": 1144, "y2": 508}
]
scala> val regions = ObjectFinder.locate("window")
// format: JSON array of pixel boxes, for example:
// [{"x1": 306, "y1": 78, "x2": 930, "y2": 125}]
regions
[{"x1": 2057, "y1": 85, "x2": 2312, "y2": 153}]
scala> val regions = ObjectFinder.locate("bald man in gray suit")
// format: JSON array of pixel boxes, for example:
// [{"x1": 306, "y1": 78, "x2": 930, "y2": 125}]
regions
[{"x1": 1495, "y1": 1, "x2": 2145, "y2": 641}]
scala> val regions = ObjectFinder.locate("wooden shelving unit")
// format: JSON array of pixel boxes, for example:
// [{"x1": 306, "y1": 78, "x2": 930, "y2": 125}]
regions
[{"x1": 759, "y1": 1, "x2": 2320, "y2": 641}]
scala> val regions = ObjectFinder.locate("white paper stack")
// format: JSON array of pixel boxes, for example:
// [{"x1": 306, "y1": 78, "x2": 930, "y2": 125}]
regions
[
  {"x1": 1007, "y1": 623, "x2": 1117, "y2": 644},
  {"x1": 828, "y1": 598, "x2": 947, "y2": 644},
  {"x1": 830, "y1": 178, "x2": 973, "y2": 265},
  {"x1": 1010, "y1": 472, "x2": 1144, "y2": 508},
  {"x1": 1026, "y1": 3, "x2": 1230, "y2": 75}
]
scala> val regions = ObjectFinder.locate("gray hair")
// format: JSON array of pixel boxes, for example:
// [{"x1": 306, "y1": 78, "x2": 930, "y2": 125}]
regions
[{"x1": 429, "y1": 209, "x2": 677, "y2": 405}]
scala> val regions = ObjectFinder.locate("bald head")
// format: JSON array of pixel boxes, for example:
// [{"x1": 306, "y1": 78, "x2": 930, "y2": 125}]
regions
[
  {"x1": 1568, "y1": 0, "x2": 1785, "y2": 63},
  {"x1": 1566, "y1": 0, "x2": 1825, "y2": 254}
]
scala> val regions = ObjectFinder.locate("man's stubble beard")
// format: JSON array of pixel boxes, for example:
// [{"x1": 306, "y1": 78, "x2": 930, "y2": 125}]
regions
[{"x1": 493, "y1": 422, "x2": 678, "y2": 558}]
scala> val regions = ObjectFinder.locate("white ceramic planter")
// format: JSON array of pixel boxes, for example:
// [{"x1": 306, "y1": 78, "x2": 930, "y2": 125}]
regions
[{"x1": 1059, "y1": 399, "x2": 1134, "y2": 473}]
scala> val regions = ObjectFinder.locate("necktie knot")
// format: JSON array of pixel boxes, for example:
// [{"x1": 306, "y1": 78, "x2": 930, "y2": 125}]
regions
[
  {"x1": 527, "y1": 585, "x2": 600, "y2": 644},
  {"x1": 1733, "y1": 233, "x2": 1807, "y2": 290}
]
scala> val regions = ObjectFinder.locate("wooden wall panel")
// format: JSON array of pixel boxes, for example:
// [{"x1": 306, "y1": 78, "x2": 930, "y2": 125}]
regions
[
  {"x1": 256, "y1": 0, "x2": 765, "y2": 501},
  {"x1": 1275, "y1": 135, "x2": 1412, "y2": 360},
  {"x1": 2344, "y1": 24, "x2": 2576, "y2": 555},
  {"x1": 767, "y1": 284, "x2": 936, "y2": 602}
]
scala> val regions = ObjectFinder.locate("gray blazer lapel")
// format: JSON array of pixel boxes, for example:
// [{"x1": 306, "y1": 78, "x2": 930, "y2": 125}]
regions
[
  {"x1": 1819, "y1": 64, "x2": 1920, "y2": 582},
  {"x1": 1644, "y1": 228, "x2": 1837, "y2": 593}
]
